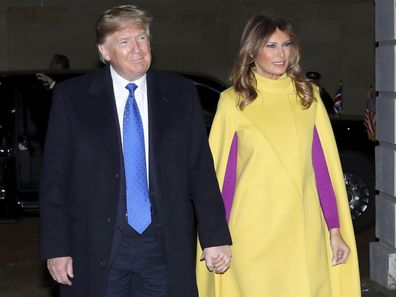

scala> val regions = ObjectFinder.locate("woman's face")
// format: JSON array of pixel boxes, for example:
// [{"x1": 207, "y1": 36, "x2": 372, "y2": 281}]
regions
[{"x1": 254, "y1": 28, "x2": 292, "y2": 80}]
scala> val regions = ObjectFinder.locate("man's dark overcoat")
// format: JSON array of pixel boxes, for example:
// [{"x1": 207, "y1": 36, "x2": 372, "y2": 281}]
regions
[{"x1": 40, "y1": 65, "x2": 231, "y2": 297}]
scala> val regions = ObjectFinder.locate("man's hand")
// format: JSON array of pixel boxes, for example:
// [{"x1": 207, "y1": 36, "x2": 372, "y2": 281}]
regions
[
  {"x1": 200, "y1": 245, "x2": 231, "y2": 274},
  {"x1": 36, "y1": 73, "x2": 55, "y2": 88},
  {"x1": 47, "y1": 256, "x2": 74, "y2": 285},
  {"x1": 329, "y1": 228, "x2": 350, "y2": 266}
]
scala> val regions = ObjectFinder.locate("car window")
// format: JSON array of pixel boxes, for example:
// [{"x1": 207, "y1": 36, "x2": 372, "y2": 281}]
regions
[
  {"x1": 0, "y1": 77, "x2": 16, "y2": 145},
  {"x1": 15, "y1": 76, "x2": 52, "y2": 190},
  {"x1": 195, "y1": 84, "x2": 220, "y2": 131},
  {"x1": 0, "y1": 77, "x2": 17, "y2": 189}
]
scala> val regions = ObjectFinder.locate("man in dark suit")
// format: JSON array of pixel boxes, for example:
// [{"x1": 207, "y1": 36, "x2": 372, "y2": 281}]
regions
[
  {"x1": 40, "y1": 5, "x2": 232, "y2": 297},
  {"x1": 36, "y1": 54, "x2": 70, "y2": 90}
]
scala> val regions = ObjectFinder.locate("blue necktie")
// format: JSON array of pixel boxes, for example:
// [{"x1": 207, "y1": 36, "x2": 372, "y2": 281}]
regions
[{"x1": 123, "y1": 83, "x2": 151, "y2": 234}]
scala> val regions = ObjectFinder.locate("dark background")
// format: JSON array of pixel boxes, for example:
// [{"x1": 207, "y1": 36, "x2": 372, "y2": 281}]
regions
[{"x1": 0, "y1": 0, "x2": 375, "y2": 115}]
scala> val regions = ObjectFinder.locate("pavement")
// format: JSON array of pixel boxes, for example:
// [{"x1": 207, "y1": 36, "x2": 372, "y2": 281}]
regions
[{"x1": 0, "y1": 216, "x2": 395, "y2": 297}]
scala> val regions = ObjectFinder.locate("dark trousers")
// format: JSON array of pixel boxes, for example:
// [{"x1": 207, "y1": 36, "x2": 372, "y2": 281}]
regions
[{"x1": 106, "y1": 234, "x2": 170, "y2": 297}]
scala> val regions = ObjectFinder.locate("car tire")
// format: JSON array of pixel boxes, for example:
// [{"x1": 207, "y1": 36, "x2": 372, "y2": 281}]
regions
[{"x1": 339, "y1": 150, "x2": 375, "y2": 232}]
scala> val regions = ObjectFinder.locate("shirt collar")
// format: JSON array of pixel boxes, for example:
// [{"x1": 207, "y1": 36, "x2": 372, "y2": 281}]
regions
[{"x1": 110, "y1": 65, "x2": 147, "y2": 95}]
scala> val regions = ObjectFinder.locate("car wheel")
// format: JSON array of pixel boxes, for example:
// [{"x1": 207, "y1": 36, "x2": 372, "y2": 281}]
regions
[{"x1": 339, "y1": 150, "x2": 375, "y2": 232}]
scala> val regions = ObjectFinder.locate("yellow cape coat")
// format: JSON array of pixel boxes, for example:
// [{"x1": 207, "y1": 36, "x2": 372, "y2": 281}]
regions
[{"x1": 196, "y1": 73, "x2": 361, "y2": 297}]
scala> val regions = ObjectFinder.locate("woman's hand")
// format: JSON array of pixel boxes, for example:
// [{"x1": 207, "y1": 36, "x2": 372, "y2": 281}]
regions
[
  {"x1": 329, "y1": 228, "x2": 350, "y2": 266},
  {"x1": 200, "y1": 245, "x2": 232, "y2": 274}
]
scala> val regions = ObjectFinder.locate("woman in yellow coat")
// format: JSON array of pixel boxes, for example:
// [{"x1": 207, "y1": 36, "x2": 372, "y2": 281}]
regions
[{"x1": 197, "y1": 14, "x2": 361, "y2": 297}]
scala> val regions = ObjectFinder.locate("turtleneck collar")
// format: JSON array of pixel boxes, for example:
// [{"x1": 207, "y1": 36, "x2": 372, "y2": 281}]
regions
[{"x1": 253, "y1": 70, "x2": 295, "y2": 95}]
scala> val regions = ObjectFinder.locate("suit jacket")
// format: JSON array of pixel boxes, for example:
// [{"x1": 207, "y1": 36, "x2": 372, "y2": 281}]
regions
[{"x1": 40, "y1": 65, "x2": 231, "y2": 297}]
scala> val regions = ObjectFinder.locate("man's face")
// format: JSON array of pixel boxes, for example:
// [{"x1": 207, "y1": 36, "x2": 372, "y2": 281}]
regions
[
  {"x1": 98, "y1": 23, "x2": 151, "y2": 81},
  {"x1": 49, "y1": 60, "x2": 62, "y2": 70}
]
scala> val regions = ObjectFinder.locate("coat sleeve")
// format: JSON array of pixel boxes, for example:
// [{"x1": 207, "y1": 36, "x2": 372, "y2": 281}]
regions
[
  {"x1": 39, "y1": 84, "x2": 72, "y2": 260},
  {"x1": 195, "y1": 90, "x2": 237, "y2": 294},
  {"x1": 312, "y1": 126, "x2": 340, "y2": 229},
  {"x1": 221, "y1": 132, "x2": 237, "y2": 222},
  {"x1": 314, "y1": 94, "x2": 361, "y2": 296},
  {"x1": 188, "y1": 85, "x2": 232, "y2": 249}
]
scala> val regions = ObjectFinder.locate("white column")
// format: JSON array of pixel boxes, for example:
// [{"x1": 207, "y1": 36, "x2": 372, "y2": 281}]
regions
[{"x1": 370, "y1": 0, "x2": 396, "y2": 290}]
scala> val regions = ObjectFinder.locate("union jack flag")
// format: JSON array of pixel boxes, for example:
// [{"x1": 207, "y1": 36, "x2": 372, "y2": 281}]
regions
[
  {"x1": 333, "y1": 81, "x2": 343, "y2": 115},
  {"x1": 364, "y1": 85, "x2": 376, "y2": 141}
]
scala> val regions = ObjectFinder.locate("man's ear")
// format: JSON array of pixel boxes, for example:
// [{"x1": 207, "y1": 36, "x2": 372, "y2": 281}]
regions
[{"x1": 98, "y1": 44, "x2": 111, "y2": 62}]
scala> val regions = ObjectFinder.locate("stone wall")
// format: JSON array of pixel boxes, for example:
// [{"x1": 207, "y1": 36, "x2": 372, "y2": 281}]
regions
[{"x1": 371, "y1": 0, "x2": 396, "y2": 290}]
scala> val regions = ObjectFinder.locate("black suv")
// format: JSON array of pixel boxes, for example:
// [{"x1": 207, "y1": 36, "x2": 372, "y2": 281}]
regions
[{"x1": 0, "y1": 71, "x2": 375, "y2": 231}]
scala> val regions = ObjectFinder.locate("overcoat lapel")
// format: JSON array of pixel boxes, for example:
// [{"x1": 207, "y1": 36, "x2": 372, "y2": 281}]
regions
[
  {"x1": 85, "y1": 66, "x2": 122, "y2": 172},
  {"x1": 146, "y1": 69, "x2": 169, "y2": 226},
  {"x1": 84, "y1": 66, "x2": 127, "y2": 267}
]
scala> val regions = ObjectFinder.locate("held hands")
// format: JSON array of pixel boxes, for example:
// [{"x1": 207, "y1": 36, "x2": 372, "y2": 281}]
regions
[
  {"x1": 47, "y1": 256, "x2": 74, "y2": 286},
  {"x1": 329, "y1": 228, "x2": 350, "y2": 266},
  {"x1": 200, "y1": 245, "x2": 232, "y2": 274}
]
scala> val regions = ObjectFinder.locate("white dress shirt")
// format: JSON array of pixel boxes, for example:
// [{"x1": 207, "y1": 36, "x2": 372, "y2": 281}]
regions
[{"x1": 110, "y1": 66, "x2": 149, "y2": 182}]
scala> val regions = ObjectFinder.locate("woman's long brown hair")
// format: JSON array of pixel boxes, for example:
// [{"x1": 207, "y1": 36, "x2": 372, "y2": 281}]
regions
[{"x1": 230, "y1": 14, "x2": 314, "y2": 110}]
